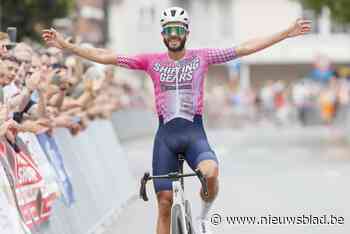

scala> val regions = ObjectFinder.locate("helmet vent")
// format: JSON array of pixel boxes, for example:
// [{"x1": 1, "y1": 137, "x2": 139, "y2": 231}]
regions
[
  {"x1": 171, "y1": 10, "x2": 176, "y2": 17},
  {"x1": 180, "y1": 10, "x2": 185, "y2": 15},
  {"x1": 163, "y1": 12, "x2": 167, "y2": 16}
]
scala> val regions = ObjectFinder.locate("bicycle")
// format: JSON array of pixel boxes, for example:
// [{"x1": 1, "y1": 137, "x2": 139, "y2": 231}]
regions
[{"x1": 140, "y1": 154, "x2": 209, "y2": 234}]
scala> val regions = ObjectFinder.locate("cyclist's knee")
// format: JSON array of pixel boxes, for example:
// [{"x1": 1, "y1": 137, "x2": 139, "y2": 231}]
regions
[
  {"x1": 197, "y1": 159, "x2": 219, "y2": 180},
  {"x1": 197, "y1": 160, "x2": 219, "y2": 201},
  {"x1": 157, "y1": 191, "x2": 173, "y2": 217}
]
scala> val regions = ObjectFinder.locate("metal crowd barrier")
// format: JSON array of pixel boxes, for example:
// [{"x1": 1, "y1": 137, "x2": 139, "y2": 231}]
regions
[{"x1": 42, "y1": 120, "x2": 137, "y2": 234}]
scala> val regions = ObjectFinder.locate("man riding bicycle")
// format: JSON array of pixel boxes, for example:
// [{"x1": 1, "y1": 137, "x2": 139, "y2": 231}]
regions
[{"x1": 42, "y1": 6, "x2": 311, "y2": 234}]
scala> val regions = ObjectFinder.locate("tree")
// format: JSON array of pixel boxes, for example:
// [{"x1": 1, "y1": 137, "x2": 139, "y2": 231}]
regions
[
  {"x1": 297, "y1": 0, "x2": 350, "y2": 24},
  {"x1": 1, "y1": 0, "x2": 74, "y2": 41}
]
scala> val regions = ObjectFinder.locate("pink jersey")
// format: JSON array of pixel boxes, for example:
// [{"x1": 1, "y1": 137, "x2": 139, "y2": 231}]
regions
[{"x1": 116, "y1": 48, "x2": 237, "y2": 123}]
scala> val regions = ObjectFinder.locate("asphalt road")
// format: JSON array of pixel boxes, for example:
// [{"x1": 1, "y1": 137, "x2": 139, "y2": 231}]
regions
[{"x1": 104, "y1": 125, "x2": 350, "y2": 234}]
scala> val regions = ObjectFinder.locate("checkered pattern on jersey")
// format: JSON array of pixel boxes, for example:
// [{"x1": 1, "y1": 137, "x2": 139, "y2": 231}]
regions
[
  {"x1": 206, "y1": 48, "x2": 237, "y2": 65},
  {"x1": 116, "y1": 56, "x2": 139, "y2": 69}
]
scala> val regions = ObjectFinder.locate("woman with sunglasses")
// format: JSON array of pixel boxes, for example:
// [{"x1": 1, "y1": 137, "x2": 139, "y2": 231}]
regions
[{"x1": 42, "y1": 6, "x2": 311, "y2": 234}]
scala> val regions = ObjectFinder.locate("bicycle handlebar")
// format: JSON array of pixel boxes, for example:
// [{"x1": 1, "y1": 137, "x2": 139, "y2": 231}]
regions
[
  {"x1": 140, "y1": 172, "x2": 150, "y2": 201},
  {"x1": 139, "y1": 169, "x2": 209, "y2": 202},
  {"x1": 195, "y1": 169, "x2": 209, "y2": 197}
]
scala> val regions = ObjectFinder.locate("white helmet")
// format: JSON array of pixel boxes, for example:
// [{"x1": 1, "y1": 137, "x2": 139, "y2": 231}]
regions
[{"x1": 160, "y1": 7, "x2": 190, "y2": 28}]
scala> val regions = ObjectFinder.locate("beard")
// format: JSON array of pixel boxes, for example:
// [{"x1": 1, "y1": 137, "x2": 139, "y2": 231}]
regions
[{"x1": 163, "y1": 36, "x2": 187, "y2": 52}]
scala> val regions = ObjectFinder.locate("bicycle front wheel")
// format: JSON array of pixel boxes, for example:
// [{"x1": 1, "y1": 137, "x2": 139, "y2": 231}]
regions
[
  {"x1": 171, "y1": 204, "x2": 186, "y2": 234},
  {"x1": 185, "y1": 200, "x2": 195, "y2": 234}
]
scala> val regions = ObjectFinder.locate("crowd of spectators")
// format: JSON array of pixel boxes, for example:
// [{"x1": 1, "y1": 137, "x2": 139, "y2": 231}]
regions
[
  {"x1": 0, "y1": 30, "x2": 149, "y2": 232},
  {"x1": 205, "y1": 55, "x2": 350, "y2": 128},
  {"x1": 0, "y1": 31, "x2": 150, "y2": 137}
]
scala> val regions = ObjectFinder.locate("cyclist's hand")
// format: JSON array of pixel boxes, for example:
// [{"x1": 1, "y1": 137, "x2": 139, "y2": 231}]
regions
[
  {"x1": 287, "y1": 18, "x2": 312, "y2": 38},
  {"x1": 42, "y1": 28, "x2": 67, "y2": 50}
]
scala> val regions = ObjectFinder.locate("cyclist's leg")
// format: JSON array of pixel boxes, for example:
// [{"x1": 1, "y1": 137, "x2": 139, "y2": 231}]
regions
[
  {"x1": 185, "y1": 116, "x2": 219, "y2": 234},
  {"x1": 156, "y1": 191, "x2": 173, "y2": 234},
  {"x1": 186, "y1": 141, "x2": 219, "y2": 202},
  {"x1": 153, "y1": 130, "x2": 179, "y2": 234},
  {"x1": 186, "y1": 142, "x2": 219, "y2": 234},
  {"x1": 185, "y1": 115, "x2": 220, "y2": 202}
]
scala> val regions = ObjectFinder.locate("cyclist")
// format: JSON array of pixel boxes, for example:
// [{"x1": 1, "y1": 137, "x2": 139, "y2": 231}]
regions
[{"x1": 42, "y1": 6, "x2": 311, "y2": 234}]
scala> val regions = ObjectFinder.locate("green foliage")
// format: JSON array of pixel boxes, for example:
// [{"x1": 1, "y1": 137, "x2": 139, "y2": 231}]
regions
[
  {"x1": 298, "y1": 0, "x2": 350, "y2": 24},
  {"x1": 1, "y1": 0, "x2": 74, "y2": 41}
]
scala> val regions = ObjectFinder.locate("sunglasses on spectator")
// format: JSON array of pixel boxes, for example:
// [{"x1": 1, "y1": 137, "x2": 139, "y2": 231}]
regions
[
  {"x1": 1, "y1": 44, "x2": 15, "y2": 51},
  {"x1": 162, "y1": 26, "x2": 188, "y2": 37}
]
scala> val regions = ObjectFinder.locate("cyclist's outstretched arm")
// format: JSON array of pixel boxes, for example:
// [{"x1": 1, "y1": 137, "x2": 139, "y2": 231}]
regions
[
  {"x1": 42, "y1": 28, "x2": 116, "y2": 65},
  {"x1": 235, "y1": 18, "x2": 311, "y2": 58}
]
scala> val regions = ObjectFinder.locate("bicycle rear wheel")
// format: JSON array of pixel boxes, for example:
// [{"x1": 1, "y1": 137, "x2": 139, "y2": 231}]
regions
[{"x1": 171, "y1": 204, "x2": 186, "y2": 234}]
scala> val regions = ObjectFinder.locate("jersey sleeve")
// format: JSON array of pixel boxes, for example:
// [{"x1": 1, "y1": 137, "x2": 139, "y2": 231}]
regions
[
  {"x1": 202, "y1": 48, "x2": 238, "y2": 65},
  {"x1": 116, "y1": 54, "x2": 150, "y2": 71}
]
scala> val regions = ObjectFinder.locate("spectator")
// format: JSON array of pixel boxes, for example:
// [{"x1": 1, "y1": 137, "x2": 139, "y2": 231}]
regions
[
  {"x1": 310, "y1": 54, "x2": 336, "y2": 83},
  {"x1": 0, "y1": 32, "x2": 10, "y2": 58}
]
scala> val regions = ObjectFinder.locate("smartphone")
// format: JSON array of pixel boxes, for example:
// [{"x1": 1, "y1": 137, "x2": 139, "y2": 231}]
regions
[
  {"x1": 6, "y1": 27, "x2": 17, "y2": 50},
  {"x1": 7, "y1": 27, "x2": 17, "y2": 43}
]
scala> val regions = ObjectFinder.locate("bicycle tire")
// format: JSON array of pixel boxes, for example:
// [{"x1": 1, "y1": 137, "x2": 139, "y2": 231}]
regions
[
  {"x1": 185, "y1": 200, "x2": 195, "y2": 234},
  {"x1": 171, "y1": 204, "x2": 186, "y2": 234}
]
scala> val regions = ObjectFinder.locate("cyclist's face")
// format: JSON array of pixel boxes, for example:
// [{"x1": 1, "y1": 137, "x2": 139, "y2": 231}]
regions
[{"x1": 162, "y1": 24, "x2": 188, "y2": 52}]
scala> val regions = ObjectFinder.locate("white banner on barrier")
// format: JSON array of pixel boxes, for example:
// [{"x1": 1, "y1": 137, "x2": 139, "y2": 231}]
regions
[{"x1": 0, "y1": 159, "x2": 27, "y2": 234}]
